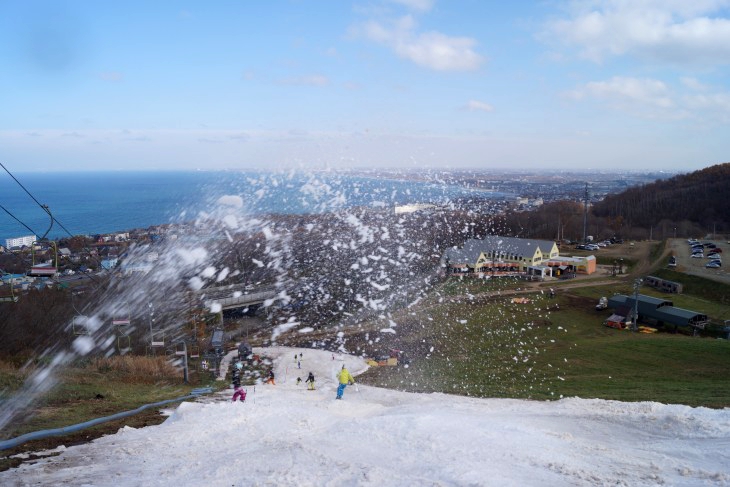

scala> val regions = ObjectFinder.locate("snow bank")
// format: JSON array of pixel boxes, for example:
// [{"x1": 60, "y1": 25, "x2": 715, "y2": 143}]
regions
[{"x1": 2, "y1": 347, "x2": 729, "y2": 486}]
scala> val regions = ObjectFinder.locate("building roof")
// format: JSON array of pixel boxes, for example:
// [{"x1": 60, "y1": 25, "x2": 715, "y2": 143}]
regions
[
  {"x1": 608, "y1": 294, "x2": 674, "y2": 316},
  {"x1": 653, "y1": 307, "x2": 707, "y2": 326},
  {"x1": 443, "y1": 236, "x2": 557, "y2": 266}
]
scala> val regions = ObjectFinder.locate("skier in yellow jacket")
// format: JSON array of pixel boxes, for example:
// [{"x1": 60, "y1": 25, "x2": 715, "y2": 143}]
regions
[{"x1": 336, "y1": 365, "x2": 355, "y2": 400}]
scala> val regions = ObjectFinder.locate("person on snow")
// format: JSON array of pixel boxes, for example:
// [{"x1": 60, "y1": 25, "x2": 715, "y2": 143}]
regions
[
  {"x1": 305, "y1": 371, "x2": 315, "y2": 390},
  {"x1": 265, "y1": 368, "x2": 276, "y2": 385},
  {"x1": 231, "y1": 362, "x2": 247, "y2": 402},
  {"x1": 336, "y1": 365, "x2": 354, "y2": 399},
  {"x1": 297, "y1": 360, "x2": 301, "y2": 369},
  {"x1": 296, "y1": 377, "x2": 302, "y2": 386}
]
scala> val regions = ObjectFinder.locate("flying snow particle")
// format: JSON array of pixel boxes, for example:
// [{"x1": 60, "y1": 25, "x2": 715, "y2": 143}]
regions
[
  {"x1": 222, "y1": 215, "x2": 238, "y2": 229},
  {"x1": 72, "y1": 336, "x2": 95, "y2": 355},
  {"x1": 380, "y1": 328, "x2": 396, "y2": 334},
  {"x1": 209, "y1": 302, "x2": 222, "y2": 313},
  {"x1": 188, "y1": 276, "x2": 205, "y2": 291},
  {"x1": 298, "y1": 327, "x2": 314, "y2": 334},
  {"x1": 175, "y1": 247, "x2": 209, "y2": 266},
  {"x1": 200, "y1": 266, "x2": 216, "y2": 278},
  {"x1": 217, "y1": 267, "x2": 230, "y2": 282},
  {"x1": 217, "y1": 195, "x2": 244, "y2": 208}
]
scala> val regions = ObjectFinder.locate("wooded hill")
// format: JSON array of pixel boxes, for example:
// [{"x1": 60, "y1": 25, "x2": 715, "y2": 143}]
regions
[{"x1": 592, "y1": 163, "x2": 730, "y2": 232}]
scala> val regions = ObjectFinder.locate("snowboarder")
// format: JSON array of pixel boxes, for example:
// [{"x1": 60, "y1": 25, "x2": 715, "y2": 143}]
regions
[
  {"x1": 305, "y1": 371, "x2": 315, "y2": 390},
  {"x1": 296, "y1": 377, "x2": 302, "y2": 386},
  {"x1": 265, "y1": 368, "x2": 276, "y2": 385},
  {"x1": 336, "y1": 365, "x2": 354, "y2": 400},
  {"x1": 297, "y1": 360, "x2": 301, "y2": 369},
  {"x1": 231, "y1": 362, "x2": 246, "y2": 402}
]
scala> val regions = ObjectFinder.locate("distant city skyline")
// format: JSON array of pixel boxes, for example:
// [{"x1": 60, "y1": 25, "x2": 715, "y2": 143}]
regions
[{"x1": 1, "y1": 1, "x2": 730, "y2": 173}]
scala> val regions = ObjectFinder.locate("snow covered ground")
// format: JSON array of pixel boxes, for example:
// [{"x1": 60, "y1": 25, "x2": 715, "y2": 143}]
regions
[{"x1": 2, "y1": 346, "x2": 729, "y2": 486}]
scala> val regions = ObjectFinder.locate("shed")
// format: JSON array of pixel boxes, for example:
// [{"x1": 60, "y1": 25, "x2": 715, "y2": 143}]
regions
[
  {"x1": 653, "y1": 307, "x2": 708, "y2": 329},
  {"x1": 608, "y1": 294, "x2": 673, "y2": 317}
]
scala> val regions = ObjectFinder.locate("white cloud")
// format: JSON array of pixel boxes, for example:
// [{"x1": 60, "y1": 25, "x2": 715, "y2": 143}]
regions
[
  {"x1": 680, "y1": 76, "x2": 709, "y2": 91},
  {"x1": 568, "y1": 76, "x2": 674, "y2": 108},
  {"x1": 683, "y1": 91, "x2": 730, "y2": 122},
  {"x1": 357, "y1": 15, "x2": 483, "y2": 71},
  {"x1": 542, "y1": 0, "x2": 730, "y2": 64},
  {"x1": 463, "y1": 100, "x2": 494, "y2": 112},
  {"x1": 567, "y1": 75, "x2": 730, "y2": 123}
]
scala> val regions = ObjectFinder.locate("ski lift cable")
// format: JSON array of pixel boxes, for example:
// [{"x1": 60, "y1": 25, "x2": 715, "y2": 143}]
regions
[
  {"x1": 0, "y1": 203, "x2": 38, "y2": 236},
  {"x1": 0, "y1": 161, "x2": 75, "y2": 239},
  {"x1": 0, "y1": 164, "x2": 104, "y2": 285}
]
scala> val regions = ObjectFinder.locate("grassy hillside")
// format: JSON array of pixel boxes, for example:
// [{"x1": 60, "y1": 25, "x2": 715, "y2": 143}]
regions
[{"x1": 358, "y1": 279, "x2": 730, "y2": 407}]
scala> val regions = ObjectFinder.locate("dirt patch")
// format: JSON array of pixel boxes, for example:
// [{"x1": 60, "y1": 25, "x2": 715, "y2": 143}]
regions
[{"x1": 0, "y1": 409, "x2": 168, "y2": 472}]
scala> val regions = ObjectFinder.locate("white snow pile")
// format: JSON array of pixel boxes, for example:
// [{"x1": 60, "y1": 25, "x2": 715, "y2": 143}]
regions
[{"x1": 2, "y1": 347, "x2": 729, "y2": 486}]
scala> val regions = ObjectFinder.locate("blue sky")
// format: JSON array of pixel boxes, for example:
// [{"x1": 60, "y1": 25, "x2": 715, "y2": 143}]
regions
[{"x1": 1, "y1": 0, "x2": 729, "y2": 172}]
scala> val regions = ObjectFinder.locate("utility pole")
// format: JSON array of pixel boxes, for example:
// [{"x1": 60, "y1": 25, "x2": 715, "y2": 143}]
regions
[{"x1": 582, "y1": 183, "x2": 589, "y2": 243}]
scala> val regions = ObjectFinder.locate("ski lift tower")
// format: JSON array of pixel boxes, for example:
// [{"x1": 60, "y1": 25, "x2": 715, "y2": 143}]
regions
[
  {"x1": 630, "y1": 278, "x2": 642, "y2": 332},
  {"x1": 113, "y1": 302, "x2": 132, "y2": 353},
  {"x1": 148, "y1": 302, "x2": 165, "y2": 348}
]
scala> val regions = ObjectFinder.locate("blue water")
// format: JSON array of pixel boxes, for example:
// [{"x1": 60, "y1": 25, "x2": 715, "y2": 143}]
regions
[{"x1": 0, "y1": 171, "x2": 509, "y2": 242}]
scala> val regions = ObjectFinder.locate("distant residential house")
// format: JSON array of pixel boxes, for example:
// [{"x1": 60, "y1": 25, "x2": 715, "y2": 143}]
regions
[
  {"x1": 545, "y1": 255, "x2": 597, "y2": 275},
  {"x1": 59, "y1": 248, "x2": 72, "y2": 258},
  {"x1": 101, "y1": 258, "x2": 119, "y2": 270},
  {"x1": 5, "y1": 235, "x2": 37, "y2": 249}
]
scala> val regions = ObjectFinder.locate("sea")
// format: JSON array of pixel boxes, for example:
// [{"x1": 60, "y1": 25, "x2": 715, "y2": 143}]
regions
[{"x1": 0, "y1": 171, "x2": 512, "y2": 242}]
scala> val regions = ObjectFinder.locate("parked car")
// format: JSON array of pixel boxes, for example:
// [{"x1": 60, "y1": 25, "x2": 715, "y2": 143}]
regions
[
  {"x1": 709, "y1": 248, "x2": 722, "y2": 254},
  {"x1": 585, "y1": 244, "x2": 600, "y2": 251},
  {"x1": 708, "y1": 254, "x2": 722, "y2": 260},
  {"x1": 706, "y1": 261, "x2": 722, "y2": 268},
  {"x1": 691, "y1": 253, "x2": 704, "y2": 258}
]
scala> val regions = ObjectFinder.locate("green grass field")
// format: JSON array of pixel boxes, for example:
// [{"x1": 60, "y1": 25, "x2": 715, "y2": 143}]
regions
[{"x1": 359, "y1": 279, "x2": 730, "y2": 408}]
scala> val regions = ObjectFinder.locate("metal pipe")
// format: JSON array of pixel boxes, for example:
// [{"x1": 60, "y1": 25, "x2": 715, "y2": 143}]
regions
[{"x1": 0, "y1": 387, "x2": 212, "y2": 451}]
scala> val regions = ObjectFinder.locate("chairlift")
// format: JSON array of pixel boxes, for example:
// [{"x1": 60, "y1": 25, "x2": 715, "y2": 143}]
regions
[
  {"x1": 0, "y1": 275, "x2": 18, "y2": 303},
  {"x1": 117, "y1": 334, "x2": 131, "y2": 354},
  {"x1": 150, "y1": 329, "x2": 165, "y2": 347},
  {"x1": 72, "y1": 315, "x2": 90, "y2": 335},
  {"x1": 29, "y1": 241, "x2": 59, "y2": 277},
  {"x1": 189, "y1": 345, "x2": 200, "y2": 358},
  {"x1": 112, "y1": 301, "x2": 131, "y2": 326},
  {"x1": 70, "y1": 291, "x2": 90, "y2": 335},
  {"x1": 175, "y1": 342, "x2": 187, "y2": 356}
]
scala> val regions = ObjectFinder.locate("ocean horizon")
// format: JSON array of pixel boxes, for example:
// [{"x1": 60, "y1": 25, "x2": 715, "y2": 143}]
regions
[{"x1": 1, "y1": 170, "x2": 512, "y2": 243}]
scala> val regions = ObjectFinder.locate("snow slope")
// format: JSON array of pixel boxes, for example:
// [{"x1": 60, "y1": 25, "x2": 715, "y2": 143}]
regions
[{"x1": 2, "y1": 346, "x2": 729, "y2": 486}]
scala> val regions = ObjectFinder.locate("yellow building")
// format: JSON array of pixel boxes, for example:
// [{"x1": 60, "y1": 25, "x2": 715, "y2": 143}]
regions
[{"x1": 443, "y1": 236, "x2": 560, "y2": 273}]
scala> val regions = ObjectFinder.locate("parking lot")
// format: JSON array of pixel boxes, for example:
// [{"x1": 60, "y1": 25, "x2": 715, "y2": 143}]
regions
[{"x1": 669, "y1": 238, "x2": 730, "y2": 285}]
